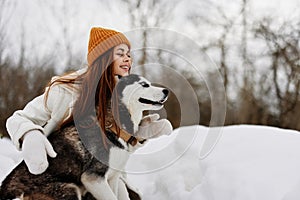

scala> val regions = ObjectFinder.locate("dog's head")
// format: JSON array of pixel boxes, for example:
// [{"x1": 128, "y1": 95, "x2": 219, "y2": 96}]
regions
[{"x1": 113, "y1": 74, "x2": 169, "y2": 134}]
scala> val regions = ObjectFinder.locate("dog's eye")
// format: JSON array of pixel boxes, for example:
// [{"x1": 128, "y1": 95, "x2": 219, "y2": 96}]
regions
[{"x1": 139, "y1": 81, "x2": 150, "y2": 88}]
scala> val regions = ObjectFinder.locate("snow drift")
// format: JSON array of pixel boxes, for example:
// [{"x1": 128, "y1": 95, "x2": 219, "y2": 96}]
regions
[{"x1": 1, "y1": 125, "x2": 300, "y2": 200}]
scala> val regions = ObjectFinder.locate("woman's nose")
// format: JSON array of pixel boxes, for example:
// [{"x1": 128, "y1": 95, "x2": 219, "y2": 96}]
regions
[{"x1": 123, "y1": 54, "x2": 131, "y2": 62}]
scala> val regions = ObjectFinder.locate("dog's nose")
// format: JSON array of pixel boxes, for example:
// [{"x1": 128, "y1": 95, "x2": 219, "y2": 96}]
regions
[{"x1": 162, "y1": 89, "x2": 169, "y2": 96}]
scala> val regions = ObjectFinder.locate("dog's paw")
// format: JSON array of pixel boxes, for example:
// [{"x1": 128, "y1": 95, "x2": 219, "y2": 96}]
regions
[
  {"x1": 136, "y1": 115, "x2": 173, "y2": 139},
  {"x1": 140, "y1": 114, "x2": 160, "y2": 126}
]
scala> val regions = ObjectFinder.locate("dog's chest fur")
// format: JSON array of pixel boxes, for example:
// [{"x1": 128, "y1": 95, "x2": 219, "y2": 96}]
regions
[
  {"x1": 106, "y1": 147, "x2": 130, "y2": 178},
  {"x1": 53, "y1": 124, "x2": 134, "y2": 176}
]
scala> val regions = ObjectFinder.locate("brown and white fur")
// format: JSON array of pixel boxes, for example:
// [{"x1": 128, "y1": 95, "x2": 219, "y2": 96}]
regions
[{"x1": 0, "y1": 74, "x2": 169, "y2": 200}]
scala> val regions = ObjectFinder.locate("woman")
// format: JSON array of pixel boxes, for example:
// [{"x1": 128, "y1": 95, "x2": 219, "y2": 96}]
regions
[{"x1": 6, "y1": 27, "x2": 172, "y2": 199}]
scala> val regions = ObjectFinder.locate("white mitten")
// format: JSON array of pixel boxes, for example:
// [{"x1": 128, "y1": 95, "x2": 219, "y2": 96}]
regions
[
  {"x1": 135, "y1": 113, "x2": 173, "y2": 139},
  {"x1": 22, "y1": 130, "x2": 57, "y2": 175}
]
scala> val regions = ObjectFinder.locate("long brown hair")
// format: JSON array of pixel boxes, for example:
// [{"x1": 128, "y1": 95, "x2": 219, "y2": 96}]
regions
[
  {"x1": 45, "y1": 47, "x2": 120, "y2": 146},
  {"x1": 74, "y1": 48, "x2": 116, "y2": 131}
]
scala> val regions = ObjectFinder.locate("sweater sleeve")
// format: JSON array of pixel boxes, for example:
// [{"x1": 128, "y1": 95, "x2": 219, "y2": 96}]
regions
[{"x1": 6, "y1": 85, "x2": 73, "y2": 150}]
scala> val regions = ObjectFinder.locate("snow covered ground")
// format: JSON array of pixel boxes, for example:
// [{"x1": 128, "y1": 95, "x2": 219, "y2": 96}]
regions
[{"x1": 1, "y1": 125, "x2": 300, "y2": 200}]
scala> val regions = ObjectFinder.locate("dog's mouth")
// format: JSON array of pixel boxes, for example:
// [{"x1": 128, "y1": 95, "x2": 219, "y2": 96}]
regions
[{"x1": 138, "y1": 97, "x2": 167, "y2": 106}]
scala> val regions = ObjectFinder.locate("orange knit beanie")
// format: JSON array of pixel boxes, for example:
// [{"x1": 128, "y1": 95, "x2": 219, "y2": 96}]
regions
[{"x1": 87, "y1": 27, "x2": 131, "y2": 66}]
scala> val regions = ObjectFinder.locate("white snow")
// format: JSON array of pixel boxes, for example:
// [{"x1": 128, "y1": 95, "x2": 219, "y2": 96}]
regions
[{"x1": 1, "y1": 125, "x2": 300, "y2": 200}]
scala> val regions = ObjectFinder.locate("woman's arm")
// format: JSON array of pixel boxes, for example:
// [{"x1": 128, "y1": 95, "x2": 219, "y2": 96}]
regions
[
  {"x1": 6, "y1": 93, "x2": 51, "y2": 150},
  {"x1": 6, "y1": 85, "x2": 74, "y2": 150}
]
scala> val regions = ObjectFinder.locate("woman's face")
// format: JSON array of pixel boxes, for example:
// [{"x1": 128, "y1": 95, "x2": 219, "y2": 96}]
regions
[{"x1": 113, "y1": 44, "x2": 132, "y2": 77}]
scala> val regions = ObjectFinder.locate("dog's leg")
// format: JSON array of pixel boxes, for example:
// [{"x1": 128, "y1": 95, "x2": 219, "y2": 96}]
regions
[
  {"x1": 108, "y1": 175, "x2": 120, "y2": 196},
  {"x1": 81, "y1": 172, "x2": 117, "y2": 200},
  {"x1": 64, "y1": 183, "x2": 84, "y2": 200},
  {"x1": 117, "y1": 178, "x2": 131, "y2": 200}
]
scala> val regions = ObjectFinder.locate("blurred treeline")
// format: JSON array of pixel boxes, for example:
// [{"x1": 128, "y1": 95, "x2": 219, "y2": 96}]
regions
[{"x1": 0, "y1": 0, "x2": 299, "y2": 138}]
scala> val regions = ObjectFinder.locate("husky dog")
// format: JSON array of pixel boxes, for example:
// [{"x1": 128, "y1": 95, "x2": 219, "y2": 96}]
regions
[{"x1": 0, "y1": 74, "x2": 169, "y2": 200}]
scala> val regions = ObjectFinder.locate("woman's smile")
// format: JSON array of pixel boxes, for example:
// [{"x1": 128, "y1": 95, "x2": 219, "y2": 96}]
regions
[{"x1": 113, "y1": 44, "x2": 132, "y2": 76}]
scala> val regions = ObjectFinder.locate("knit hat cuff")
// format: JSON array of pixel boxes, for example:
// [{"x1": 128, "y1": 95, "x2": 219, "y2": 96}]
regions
[{"x1": 87, "y1": 32, "x2": 130, "y2": 66}]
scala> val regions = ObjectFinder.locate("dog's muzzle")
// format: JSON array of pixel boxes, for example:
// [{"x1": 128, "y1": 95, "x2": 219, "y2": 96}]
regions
[{"x1": 138, "y1": 88, "x2": 169, "y2": 106}]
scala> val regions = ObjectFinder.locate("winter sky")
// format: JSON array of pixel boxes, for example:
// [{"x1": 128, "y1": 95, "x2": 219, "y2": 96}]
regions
[{"x1": 2, "y1": 0, "x2": 299, "y2": 72}]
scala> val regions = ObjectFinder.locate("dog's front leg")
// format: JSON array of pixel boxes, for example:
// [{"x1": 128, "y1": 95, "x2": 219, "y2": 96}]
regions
[
  {"x1": 81, "y1": 172, "x2": 117, "y2": 200},
  {"x1": 117, "y1": 178, "x2": 131, "y2": 200},
  {"x1": 108, "y1": 175, "x2": 120, "y2": 195},
  {"x1": 107, "y1": 174, "x2": 130, "y2": 200}
]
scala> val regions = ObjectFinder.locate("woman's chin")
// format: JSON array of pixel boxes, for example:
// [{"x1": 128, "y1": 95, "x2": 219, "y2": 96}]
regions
[
  {"x1": 121, "y1": 72, "x2": 129, "y2": 76},
  {"x1": 115, "y1": 70, "x2": 129, "y2": 77}
]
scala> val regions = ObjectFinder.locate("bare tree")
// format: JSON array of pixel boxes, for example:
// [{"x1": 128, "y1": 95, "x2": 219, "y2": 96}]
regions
[
  {"x1": 188, "y1": 0, "x2": 254, "y2": 125},
  {"x1": 254, "y1": 18, "x2": 300, "y2": 128},
  {"x1": 0, "y1": 1, "x2": 57, "y2": 137},
  {"x1": 188, "y1": 0, "x2": 241, "y2": 92},
  {"x1": 118, "y1": 0, "x2": 181, "y2": 76},
  {"x1": 38, "y1": 0, "x2": 83, "y2": 71},
  {"x1": 0, "y1": 0, "x2": 15, "y2": 65},
  {"x1": 238, "y1": 0, "x2": 259, "y2": 124}
]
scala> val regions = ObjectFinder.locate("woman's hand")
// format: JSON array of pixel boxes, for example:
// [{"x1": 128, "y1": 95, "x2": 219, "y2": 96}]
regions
[
  {"x1": 22, "y1": 130, "x2": 57, "y2": 175},
  {"x1": 135, "y1": 114, "x2": 173, "y2": 139}
]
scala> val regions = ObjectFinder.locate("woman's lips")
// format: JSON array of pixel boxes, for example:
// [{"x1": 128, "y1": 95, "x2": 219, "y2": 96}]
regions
[{"x1": 120, "y1": 65, "x2": 130, "y2": 71}]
